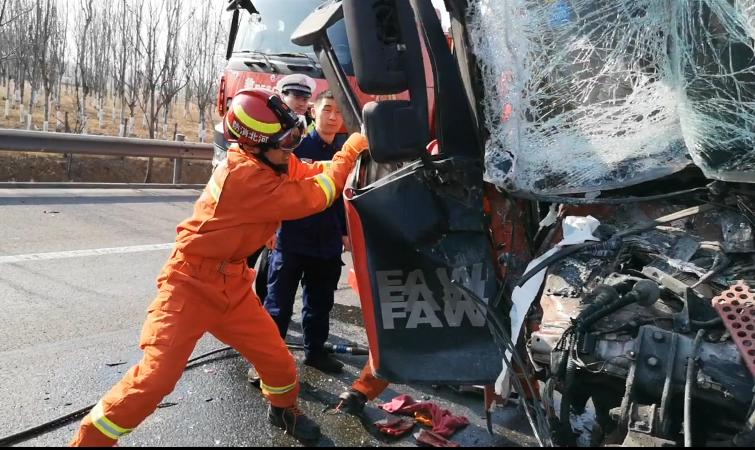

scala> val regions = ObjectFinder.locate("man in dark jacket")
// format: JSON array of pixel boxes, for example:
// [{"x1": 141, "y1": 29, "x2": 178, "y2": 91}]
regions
[{"x1": 264, "y1": 90, "x2": 348, "y2": 374}]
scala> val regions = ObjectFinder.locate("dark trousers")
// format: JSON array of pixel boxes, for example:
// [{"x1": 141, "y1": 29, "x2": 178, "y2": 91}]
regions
[
  {"x1": 247, "y1": 247, "x2": 270, "y2": 301},
  {"x1": 264, "y1": 249, "x2": 342, "y2": 358}
]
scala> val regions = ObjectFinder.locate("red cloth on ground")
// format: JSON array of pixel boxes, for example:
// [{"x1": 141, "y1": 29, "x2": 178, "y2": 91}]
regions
[
  {"x1": 374, "y1": 417, "x2": 415, "y2": 437},
  {"x1": 378, "y1": 394, "x2": 469, "y2": 438}
]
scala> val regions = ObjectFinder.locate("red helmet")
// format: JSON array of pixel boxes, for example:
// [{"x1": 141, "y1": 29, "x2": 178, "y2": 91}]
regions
[{"x1": 224, "y1": 88, "x2": 306, "y2": 150}]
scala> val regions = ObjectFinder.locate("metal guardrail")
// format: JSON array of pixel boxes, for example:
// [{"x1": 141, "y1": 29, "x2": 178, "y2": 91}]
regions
[
  {"x1": 0, "y1": 129, "x2": 213, "y2": 159},
  {"x1": 0, "y1": 182, "x2": 205, "y2": 189},
  {"x1": 0, "y1": 128, "x2": 215, "y2": 186}
]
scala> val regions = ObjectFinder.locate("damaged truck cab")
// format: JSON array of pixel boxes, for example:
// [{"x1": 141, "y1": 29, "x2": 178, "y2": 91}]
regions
[{"x1": 297, "y1": 0, "x2": 755, "y2": 447}]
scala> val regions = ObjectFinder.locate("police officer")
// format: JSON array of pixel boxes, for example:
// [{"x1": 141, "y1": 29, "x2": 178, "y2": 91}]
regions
[
  {"x1": 276, "y1": 74, "x2": 317, "y2": 130},
  {"x1": 246, "y1": 74, "x2": 320, "y2": 299},
  {"x1": 264, "y1": 89, "x2": 347, "y2": 374}
]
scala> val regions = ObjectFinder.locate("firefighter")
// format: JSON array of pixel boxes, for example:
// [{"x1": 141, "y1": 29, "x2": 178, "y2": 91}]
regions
[
  {"x1": 69, "y1": 88, "x2": 370, "y2": 446},
  {"x1": 263, "y1": 90, "x2": 347, "y2": 374}
]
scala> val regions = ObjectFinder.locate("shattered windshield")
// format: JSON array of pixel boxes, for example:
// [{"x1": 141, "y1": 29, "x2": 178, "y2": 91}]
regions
[{"x1": 468, "y1": 1, "x2": 755, "y2": 195}]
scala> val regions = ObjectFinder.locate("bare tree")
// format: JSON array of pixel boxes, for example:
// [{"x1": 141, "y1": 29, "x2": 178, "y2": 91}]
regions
[
  {"x1": 74, "y1": 0, "x2": 95, "y2": 132},
  {"x1": 54, "y1": 5, "x2": 67, "y2": 108},
  {"x1": 135, "y1": 0, "x2": 190, "y2": 181},
  {"x1": 120, "y1": 0, "x2": 143, "y2": 136},
  {"x1": 0, "y1": 0, "x2": 33, "y2": 62},
  {"x1": 31, "y1": 0, "x2": 60, "y2": 130},
  {"x1": 0, "y1": 0, "x2": 10, "y2": 63},
  {"x1": 10, "y1": 0, "x2": 33, "y2": 107},
  {"x1": 90, "y1": 5, "x2": 112, "y2": 124},
  {"x1": 187, "y1": 0, "x2": 224, "y2": 141},
  {"x1": 110, "y1": 0, "x2": 130, "y2": 133}
]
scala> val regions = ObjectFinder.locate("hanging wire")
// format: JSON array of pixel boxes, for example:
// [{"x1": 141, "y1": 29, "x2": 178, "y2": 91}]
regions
[{"x1": 453, "y1": 281, "x2": 553, "y2": 446}]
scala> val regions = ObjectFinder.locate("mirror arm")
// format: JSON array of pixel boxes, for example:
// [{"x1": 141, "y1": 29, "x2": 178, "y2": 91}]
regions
[
  {"x1": 226, "y1": 9, "x2": 240, "y2": 61},
  {"x1": 313, "y1": 35, "x2": 363, "y2": 133}
]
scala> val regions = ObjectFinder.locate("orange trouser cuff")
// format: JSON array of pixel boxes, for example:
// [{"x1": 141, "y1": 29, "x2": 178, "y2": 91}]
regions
[
  {"x1": 69, "y1": 415, "x2": 118, "y2": 447},
  {"x1": 261, "y1": 381, "x2": 301, "y2": 408},
  {"x1": 352, "y1": 362, "x2": 390, "y2": 400}
]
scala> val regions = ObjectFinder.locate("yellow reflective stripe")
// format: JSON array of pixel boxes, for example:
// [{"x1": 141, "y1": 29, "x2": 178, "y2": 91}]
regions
[
  {"x1": 313, "y1": 174, "x2": 336, "y2": 207},
  {"x1": 208, "y1": 176, "x2": 222, "y2": 202},
  {"x1": 234, "y1": 103, "x2": 282, "y2": 135},
  {"x1": 225, "y1": 116, "x2": 241, "y2": 139},
  {"x1": 260, "y1": 380, "x2": 297, "y2": 395},
  {"x1": 90, "y1": 401, "x2": 132, "y2": 440}
]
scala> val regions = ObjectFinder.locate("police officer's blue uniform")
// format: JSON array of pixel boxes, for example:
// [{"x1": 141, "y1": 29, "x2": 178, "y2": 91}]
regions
[{"x1": 264, "y1": 130, "x2": 347, "y2": 363}]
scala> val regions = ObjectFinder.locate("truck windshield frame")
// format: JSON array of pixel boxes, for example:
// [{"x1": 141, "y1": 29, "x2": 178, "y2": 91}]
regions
[{"x1": 232, "y1": 0, "x2": 353, "y2": 74}]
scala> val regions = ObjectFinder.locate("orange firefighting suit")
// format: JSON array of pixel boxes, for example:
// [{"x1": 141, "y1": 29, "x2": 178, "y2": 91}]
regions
[
  {"x1": 70, "y1": 134, "x2": 369, "y2": 447},
  {"x1": 353, "y1": 357, "x2": 390, "y2": 400}
]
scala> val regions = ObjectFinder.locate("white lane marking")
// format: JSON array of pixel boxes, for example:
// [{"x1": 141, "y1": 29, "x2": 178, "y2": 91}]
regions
[{"x1": 0, "y1": 243, "x2": 174, "y2": 264}]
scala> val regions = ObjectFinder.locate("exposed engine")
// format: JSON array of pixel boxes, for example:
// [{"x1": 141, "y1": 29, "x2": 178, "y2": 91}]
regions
[{"x1": 527, "y1": 188, "x2": 755, "y2": 446}]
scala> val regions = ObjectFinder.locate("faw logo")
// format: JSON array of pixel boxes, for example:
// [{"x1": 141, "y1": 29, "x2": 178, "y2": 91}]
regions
[{"x1": 376, "y1": 264, "x2": 489, "y2": 330}]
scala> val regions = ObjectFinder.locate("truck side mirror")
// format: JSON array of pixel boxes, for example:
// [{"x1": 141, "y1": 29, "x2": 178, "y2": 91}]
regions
[
  {"x1": 342, "y1": 0, "x2": 429, "y2": 160},
  {"x1": 363, "y1": 101, "x2": 425, "y2": 163},
  {"x1": 342, "y1": 0, "x2": 425, "y2": 97},
  {"x1": 342, "y1": 0, "x2": 406, "y2": 93}
]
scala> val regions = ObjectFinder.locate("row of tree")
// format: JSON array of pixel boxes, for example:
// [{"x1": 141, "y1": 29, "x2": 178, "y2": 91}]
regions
[{"x1": 0, "y1": 0, "x2": 226, "y2": 139}]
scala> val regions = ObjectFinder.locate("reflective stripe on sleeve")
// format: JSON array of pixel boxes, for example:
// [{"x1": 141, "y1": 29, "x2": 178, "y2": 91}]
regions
[
  {"x1": 208, "y1": 176, "x2": 222, "y2": 202},
  {"x1": 313, "y1": 173, "x2": 336, "y2": 207}
]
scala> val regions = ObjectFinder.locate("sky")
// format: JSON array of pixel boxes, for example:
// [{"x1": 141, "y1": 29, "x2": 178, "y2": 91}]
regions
[{"x1": 431, "y1": 0, "x2": 452, "y2": 30}]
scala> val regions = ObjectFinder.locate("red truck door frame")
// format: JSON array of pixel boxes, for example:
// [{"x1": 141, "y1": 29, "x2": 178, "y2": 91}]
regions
[{"x1": 297, "y1": 0, "x2": 504, "y2": 384}]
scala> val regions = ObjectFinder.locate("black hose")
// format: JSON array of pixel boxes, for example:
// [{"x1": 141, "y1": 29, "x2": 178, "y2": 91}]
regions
[
  {"x1": 0, "y1": 339, "x2": 368, "y2": 446},
  {"x1": 516, "y1": 242, "x2": 603, "y2": 288},
  {"x1": 558, "y1": 347, "x2": 577, "y2": 440},
  {"x1": 0, "y1": 405, "x2": 92, "y2": 447},
  {"x1": 690, "y1": 317, "x2": 723, "y2": 329},
  {"x1": 0, "y1": 346, "x2": 237, "y2": 447},
  {"x1": 684, "y1": 329, "x2": 705, "y2": 448}
]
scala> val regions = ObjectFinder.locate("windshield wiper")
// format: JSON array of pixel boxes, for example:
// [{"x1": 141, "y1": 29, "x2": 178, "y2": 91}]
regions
[
  {"x1": 235, "y1": 50, "x2": 276, "y2": 71},
  {"x1": 269, "y1": 52, "x2": 319, "y2": 67}
]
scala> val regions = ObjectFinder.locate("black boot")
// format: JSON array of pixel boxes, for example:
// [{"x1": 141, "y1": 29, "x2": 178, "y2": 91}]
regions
[
  {"x1": 335, "y1": 389, "x2": 367, "y2": 415},
  {"x1": 247, "y1": 366, "x2": 260, "y2": 386},
  {"x1": 268, "y1": 404, "x2": 321, "y2": 443},
  {"x1": 304, "y1": 352, "x2": 344, "y2": 374}
]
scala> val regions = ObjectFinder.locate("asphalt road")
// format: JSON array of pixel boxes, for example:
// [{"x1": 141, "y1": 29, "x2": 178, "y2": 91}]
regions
[{"x1": 0, "y1": 188, "x2": 535, "y2": 447}]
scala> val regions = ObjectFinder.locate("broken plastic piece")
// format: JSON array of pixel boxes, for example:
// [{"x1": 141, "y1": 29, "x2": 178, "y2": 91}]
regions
[{"x1": 414, "y1": 430, "x2": 461, "y2": 447}]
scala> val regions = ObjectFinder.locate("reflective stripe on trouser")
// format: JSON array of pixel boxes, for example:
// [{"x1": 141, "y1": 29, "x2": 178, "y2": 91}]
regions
[
  {"x1": 90, "y1": 400, "x2": 133, "y2": 440},
  {"x1": 352, "y1": 358, "x2": 390, "y2": 400},
  {"x1": 70, "y1": 257, "x2": 299, "y2": 446}
]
